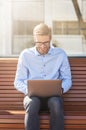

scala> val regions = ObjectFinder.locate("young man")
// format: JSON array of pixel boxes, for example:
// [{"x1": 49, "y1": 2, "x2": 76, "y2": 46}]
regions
[{"x1": 14, "y1": 23, "x2": 72, "y2": 130}]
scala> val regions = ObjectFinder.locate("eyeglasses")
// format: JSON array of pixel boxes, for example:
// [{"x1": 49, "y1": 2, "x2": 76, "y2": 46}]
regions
[{"x1": 35, "y1": 41, "x2": 50, "y2": 46}]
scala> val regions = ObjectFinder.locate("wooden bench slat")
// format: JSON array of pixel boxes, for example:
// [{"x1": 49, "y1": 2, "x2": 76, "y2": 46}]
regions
[
  {"x1": 0, "y1": 67, "x2": 16, "y2": 71},
  {"x1": 0, "y1": 124, "x2": 24, "y2": 129},
  {"x1": 0, "y1": 90, "x2": 22, "y2": 94},
  {"x1": 0, "y1": 74, "x2": 15, "y2": 76},
  {"x1": 0, "y1": 94, "x2": 86, "y2": 98},
  {"x1": 0, "y1": 94, "x2": 24, "y2": 98},
  {"x1": 72, "y1": 82, "x2": 86, "y2": 85},
  {"x1": 0, "y1": 71, "x2": 16, "y2": 74},
  {"x1": 0, "y1": 129, "x2": 24, "y2": 130},
  {"x1": 1, "y1": 77, "x2": 86, "y2": 82},
  {"x1": 0, "y1": 85, "x2": 86, "y2": 89}
]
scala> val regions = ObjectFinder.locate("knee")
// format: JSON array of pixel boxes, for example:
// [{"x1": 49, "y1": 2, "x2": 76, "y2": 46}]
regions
[
  {"x1": 23, "y1": 96, "x2": 40, "y2": 112},
  {"x1": 48, "y1": 97, "x2": 63, "y2": 114},
  {"x1": 30, "y1": 97, "x2": 40, "y2": 107}
]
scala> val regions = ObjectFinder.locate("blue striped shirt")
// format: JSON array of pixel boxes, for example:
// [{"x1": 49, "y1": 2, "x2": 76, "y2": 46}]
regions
[{"x1": 14, "y1": 46, "x2": 72, "y2": 95}]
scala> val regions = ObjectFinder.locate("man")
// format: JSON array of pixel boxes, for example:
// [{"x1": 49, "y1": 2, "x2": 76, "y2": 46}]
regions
[{"x1": 14, "y1": 23, "x2": 72, "y2": 130}]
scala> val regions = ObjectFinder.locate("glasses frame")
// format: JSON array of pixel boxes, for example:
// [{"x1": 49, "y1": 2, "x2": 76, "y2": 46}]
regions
[{"x1": 35, "y1": 41, "x2": 50, "y2": 46}]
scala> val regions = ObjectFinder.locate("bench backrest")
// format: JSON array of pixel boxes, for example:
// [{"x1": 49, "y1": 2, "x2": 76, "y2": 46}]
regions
[
  {"x1": 0, "y1": 57, "x2": 86, "y2": 112},
  {"x1": 0, "y1": 58, "x2": 23, "y2": 110}
]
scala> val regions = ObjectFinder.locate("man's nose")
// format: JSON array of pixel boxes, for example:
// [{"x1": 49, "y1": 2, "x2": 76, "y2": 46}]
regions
[{"x1": 41, "y1": 44, "x2": 46, "y2": 48}]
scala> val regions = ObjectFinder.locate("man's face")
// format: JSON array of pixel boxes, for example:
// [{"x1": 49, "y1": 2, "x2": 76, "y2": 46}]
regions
[{"x1": 34, "y1": 35, "x2": 51, "y2": 55}]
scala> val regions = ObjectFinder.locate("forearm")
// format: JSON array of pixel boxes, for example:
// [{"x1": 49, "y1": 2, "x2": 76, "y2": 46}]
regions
[
  {"x1": 14, "y1": 80, "x2": 27, "y2": 95},
  {"x1": 62, "y1": 79, "x2": 72, "y2": 93}
]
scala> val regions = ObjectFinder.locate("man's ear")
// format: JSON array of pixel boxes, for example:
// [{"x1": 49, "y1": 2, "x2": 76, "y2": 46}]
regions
[
  {"x1": 33, "y1": 35, "x2": 36, "y2": 42},
  {"x1": 33, "y1": 35, "x2": 35, "y2": 41},
  {"x1": 48, "y1": 34, "x2": 52, "y2": 43}
]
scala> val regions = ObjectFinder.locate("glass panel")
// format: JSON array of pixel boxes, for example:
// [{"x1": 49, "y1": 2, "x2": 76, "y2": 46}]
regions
[
  {"x1": 12, "y1": 0, "x2": 44, "y2": 55},
  {"x1": 52, "y1": 0, "x2": 86, "y2": 55},
  {"x1": 0, "y1": 0, "x2": 86, "y2": 56}
]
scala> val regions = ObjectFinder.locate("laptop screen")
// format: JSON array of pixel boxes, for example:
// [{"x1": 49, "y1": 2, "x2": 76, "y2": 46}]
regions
[{"x1": 27, "y1": 80, "x2": 62, "y2": 97}]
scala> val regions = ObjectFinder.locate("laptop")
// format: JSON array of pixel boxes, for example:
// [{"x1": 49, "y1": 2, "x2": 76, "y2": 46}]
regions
[{"x1": 27, "y1": 79, "x2": 62, "y2": 97}]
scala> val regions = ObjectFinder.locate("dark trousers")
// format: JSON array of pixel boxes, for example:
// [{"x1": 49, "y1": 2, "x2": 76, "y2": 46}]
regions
[{"x1": 23, "y1": 95, "x2": 64, "y2": 130}]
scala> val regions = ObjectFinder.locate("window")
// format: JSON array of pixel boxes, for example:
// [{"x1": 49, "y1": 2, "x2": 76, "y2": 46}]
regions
[
  {"x1": 12, "y1": 0, "x2": 44, "y2": 54},
  {"x1": 52, "y1": 0, "x2": 86, "y2": 55},
  {"x1": 0, "y1": 0, "x2": 86, "y2": 56}
]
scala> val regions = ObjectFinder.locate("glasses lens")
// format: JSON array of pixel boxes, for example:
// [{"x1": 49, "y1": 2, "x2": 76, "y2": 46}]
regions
[{"x1": 36, "y1": 41, "x2": 49, "y2": 46}]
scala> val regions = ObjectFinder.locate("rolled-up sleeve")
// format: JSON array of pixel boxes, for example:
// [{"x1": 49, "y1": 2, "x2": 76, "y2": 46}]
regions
[
  {"x1": 14, "y1": 52, "x2": 28, "y2": 95},
  {"x1": 60, "y1": 55, "x2": 72, "y2": 93}
]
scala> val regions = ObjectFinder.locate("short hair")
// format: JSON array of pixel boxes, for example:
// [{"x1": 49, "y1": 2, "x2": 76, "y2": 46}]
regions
[{"x1": 33, "y1": 23, "x2": 51, "y2": 36}]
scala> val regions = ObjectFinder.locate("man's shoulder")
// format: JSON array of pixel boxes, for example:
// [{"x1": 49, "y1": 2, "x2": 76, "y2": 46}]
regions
[
  {"x1": 18, "y1": 47, "x2": 35, "y2": 60},
  {"x1": 53, "y1": 47, "x2": 67, "y2": 56},
  {"x1": 20, "y1": 47, "x2": 35, "y2": 55}
]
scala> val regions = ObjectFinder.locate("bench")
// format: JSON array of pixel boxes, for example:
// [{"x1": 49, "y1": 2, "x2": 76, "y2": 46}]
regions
[{"x1": 0, "y1": 57, "x2": 86, "y2": 130}]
